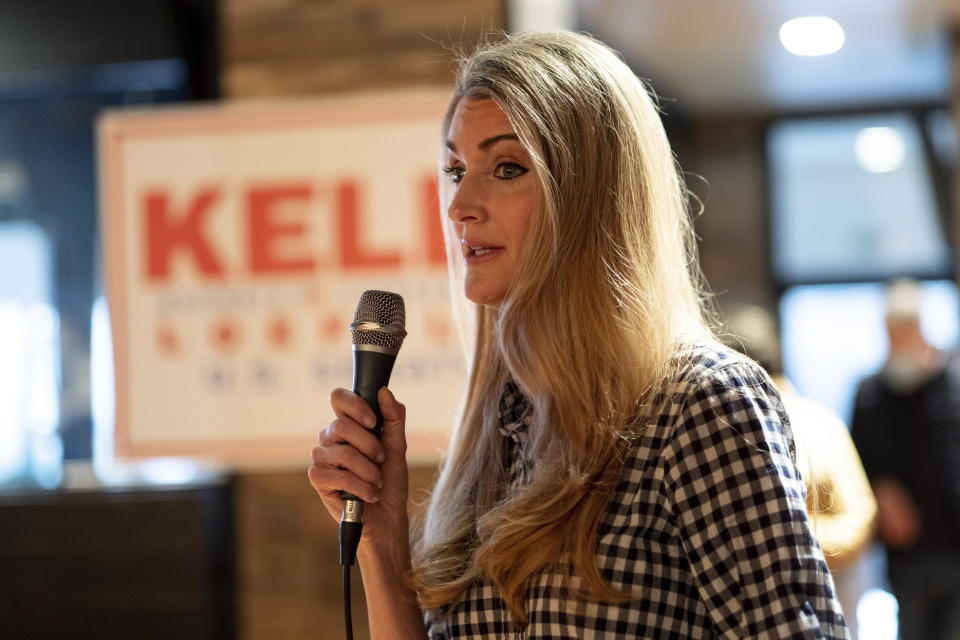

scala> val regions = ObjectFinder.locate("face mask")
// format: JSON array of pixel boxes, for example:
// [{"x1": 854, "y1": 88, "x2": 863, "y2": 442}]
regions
[{"x1": 882, "y1": 354, "x2": 926, "y2": 392}]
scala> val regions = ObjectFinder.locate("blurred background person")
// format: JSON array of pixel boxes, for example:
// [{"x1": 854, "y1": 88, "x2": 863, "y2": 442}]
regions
[
  {"x1": 724, "y1": 303, "x2": 878, "y2": 639},
  {"x1": 850, "y1": 279, "x2": 960, "y2": 640}
]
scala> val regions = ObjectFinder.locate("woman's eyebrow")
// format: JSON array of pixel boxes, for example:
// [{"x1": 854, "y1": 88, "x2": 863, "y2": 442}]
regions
[
  {"x1": 445, "y1": 133, "x2": 520, "y2": 153},
  {"x1": 478, "y1": 133, "x2": 519, "y2": 150}
]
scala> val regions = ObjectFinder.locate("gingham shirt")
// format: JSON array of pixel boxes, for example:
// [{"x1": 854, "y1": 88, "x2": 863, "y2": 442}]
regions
[{"x1": 424, "y1": 343, "x2": 849, "y2": 639}]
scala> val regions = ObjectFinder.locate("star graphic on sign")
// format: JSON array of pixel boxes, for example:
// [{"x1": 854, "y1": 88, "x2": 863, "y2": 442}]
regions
[
  {"x1": 320, "y1": 314, "x2": 344, "y2": 343},
  {"x1": 268, "y1": 315, "x2": 291, "y2": 348},
  {"x1": 210, "y1": 317, "x2": 241, "y2": 352},
  {"x1": 156, "y1": 323, "x2": 179, "y2": 355}
]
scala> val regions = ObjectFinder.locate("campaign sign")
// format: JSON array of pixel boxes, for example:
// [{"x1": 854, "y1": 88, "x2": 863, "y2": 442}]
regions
[{"x1": 98, "y1": 91, "x2": 463, "y2": 466}]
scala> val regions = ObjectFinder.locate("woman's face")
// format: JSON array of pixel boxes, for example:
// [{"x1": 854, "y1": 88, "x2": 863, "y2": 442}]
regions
[{"x1": 444, "y1": 97, "x2": 539, "y2": 308}]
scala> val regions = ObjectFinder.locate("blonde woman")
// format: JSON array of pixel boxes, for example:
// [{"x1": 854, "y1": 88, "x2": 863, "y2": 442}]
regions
[{"x1": 309, "y1": 31, "x2": 849, "y2": 639}]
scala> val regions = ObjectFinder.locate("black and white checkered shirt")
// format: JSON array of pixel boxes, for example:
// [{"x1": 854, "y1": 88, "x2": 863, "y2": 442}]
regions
[{"x1": 424, "y1": 343, "x2": 849, "y2": 639}]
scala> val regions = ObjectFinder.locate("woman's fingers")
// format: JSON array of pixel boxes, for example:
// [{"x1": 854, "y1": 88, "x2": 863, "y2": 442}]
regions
[
  {"x1": 378, "y1": 386, "x2": 406, "y2": 442},
  {"x1": 322, "y1": 408, "x2": 386, "y2": 465},
  {"x1": 331, "y1": 387, "x2": 377, "y2": 428},
  {"x1": 309, "y1": 387, "x2": 390, "y2": 506},
  {"x1": 311, "y1": 441, "x2": 383, "y2": 488},
  {"x1": 309, "y1": 386, "x2": 410, "y2": 546},
  {"x1": 308, "y1": 456, "x2": 381, "y2": 504}
]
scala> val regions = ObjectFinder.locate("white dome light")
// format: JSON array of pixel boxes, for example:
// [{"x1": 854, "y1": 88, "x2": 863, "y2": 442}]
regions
[
  {"x1": 779, "y1": 16, "x2": 845, "y2": 56},
  {"x1": 855, "y1": 127, "x2": 906, "y2": 173}
]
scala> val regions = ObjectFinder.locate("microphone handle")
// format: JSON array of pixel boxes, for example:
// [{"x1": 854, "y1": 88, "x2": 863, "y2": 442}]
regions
[{"x1": 340, "y1": 349, "x2": 397, "y2": 502}]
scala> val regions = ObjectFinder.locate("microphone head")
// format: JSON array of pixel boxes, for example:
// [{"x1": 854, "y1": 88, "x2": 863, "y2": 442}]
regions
[{"x1": 350, "y1": 290, "x2": 406, "y2": 355}]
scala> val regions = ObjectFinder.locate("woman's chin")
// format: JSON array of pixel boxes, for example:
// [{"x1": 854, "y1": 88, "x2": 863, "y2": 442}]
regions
[{"x1": 465, "y1": 288, "x2": 506, "y2": 310}]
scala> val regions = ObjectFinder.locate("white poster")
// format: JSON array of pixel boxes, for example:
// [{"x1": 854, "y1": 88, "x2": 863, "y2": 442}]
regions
[{"x1": 98, "y1": 91, "x2": 463, "y2": 466}]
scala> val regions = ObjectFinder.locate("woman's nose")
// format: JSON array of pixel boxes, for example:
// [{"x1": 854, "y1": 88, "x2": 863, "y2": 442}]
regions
[{"x1": 447, "y1": 177, "x2": 486, "y2": 224}]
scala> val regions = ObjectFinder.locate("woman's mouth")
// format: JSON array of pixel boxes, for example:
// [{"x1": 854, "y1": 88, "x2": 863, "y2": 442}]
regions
[{"x1": 462, "y1": 241, "x2": 504, "y2": 263}]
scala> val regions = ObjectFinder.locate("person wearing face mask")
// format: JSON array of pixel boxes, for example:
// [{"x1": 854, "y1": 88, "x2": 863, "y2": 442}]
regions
[
  {"x1": 850, "y1": 279, "x2": 960, "y2": 640},
  {"x1": 309, "y1": 31, "x2": 848, "y2": 639}
]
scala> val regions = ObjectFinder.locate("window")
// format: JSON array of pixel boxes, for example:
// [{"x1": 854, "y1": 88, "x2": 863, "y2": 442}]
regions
[
  {"x1": 769, "y1": 112, "x2": 952, "y2": 286},
  {"x1": 0, "y1": 221, "x2": 58, "y2": 486},
  {"x1": 767, "y1": 109, "x2": 956, "y2": 418},
  {"x1": 0, "y1": 59, "x2": 190, "y2": 485}
]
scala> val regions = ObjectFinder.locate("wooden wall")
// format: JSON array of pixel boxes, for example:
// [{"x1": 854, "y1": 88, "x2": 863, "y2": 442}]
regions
[
  {"x1": 235, "y1": 467, "x2": 437, "y2": 640},
  {"x1": 220, "y1": 2, "x2": 506, "y2": 638},
  {"x1": 682, "y1": 116, "x2": 771, "y2": 313},
  {"x1": 221, "y1": 0, "x2": 506, "y2": 98},
  {"x1": 0, "y1": 483, "x2": 235, "y2": 639}
]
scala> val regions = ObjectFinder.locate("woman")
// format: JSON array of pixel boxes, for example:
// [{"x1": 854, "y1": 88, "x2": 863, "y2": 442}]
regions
[{"x1": 309, "y1": 31, "x2": 849, "y2": 639}]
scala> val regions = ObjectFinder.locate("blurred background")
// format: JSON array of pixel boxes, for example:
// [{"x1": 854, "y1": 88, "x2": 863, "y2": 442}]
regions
[{"x1": 1, "y1": 0, "x2": 958, "y2": 638}]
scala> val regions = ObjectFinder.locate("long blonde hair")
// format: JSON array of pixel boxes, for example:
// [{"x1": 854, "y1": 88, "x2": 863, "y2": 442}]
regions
[{"x1": 411, "y1": 31, "x2": 712, "y2": 624}]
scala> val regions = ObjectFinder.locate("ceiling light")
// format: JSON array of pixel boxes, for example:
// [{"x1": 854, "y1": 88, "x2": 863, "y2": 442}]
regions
[
  {"x1": 855, "y1": 127, "x2": 905, "y2": 173},
  {"x1": 779, "y1": 16, "x2": 845, "y2": 56}
]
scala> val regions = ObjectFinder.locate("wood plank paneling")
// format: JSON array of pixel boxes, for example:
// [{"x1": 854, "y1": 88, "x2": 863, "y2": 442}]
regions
[
  {"x1": 235, "y1": 466, "x2": 438, "y2": 640},
  {"x1": 221, "y1": 0, "x2": 506, "y2": 98},
  {"x1": 0, "y1": 483, "x2": 235, "y2": 639}
]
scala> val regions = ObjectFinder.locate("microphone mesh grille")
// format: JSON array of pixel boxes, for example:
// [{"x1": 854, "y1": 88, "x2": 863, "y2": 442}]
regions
[{"x1": 351, "y1": 290, "x2": 406, "y2": 351}]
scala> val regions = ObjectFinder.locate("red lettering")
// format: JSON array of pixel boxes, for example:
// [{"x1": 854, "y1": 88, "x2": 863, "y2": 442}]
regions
[
  {"x1": 337, "y1": 181, "x2": 401, "y2": 269},
  {"x1": 248, "y1": 183, "x2": 317, "y2": 274},
  {"x1": 145, "y1": 187, "x2": 224, "y2": 280},
  {"x1": 422, "y1": 176, "x2": 447, "y2": 266}
]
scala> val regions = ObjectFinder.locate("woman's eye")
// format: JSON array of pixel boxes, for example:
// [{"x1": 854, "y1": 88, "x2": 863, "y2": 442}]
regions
[
  {"x1": 495, "y1": 163, "x2": 528, "y2": 180},
  {"x1": 442, "y1": 166, "x2": 465, "y2": 184}
]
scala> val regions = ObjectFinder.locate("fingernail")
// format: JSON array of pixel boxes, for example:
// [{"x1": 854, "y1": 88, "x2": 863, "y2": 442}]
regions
[
  {"x1": 369, "y1": 492, "x2": 380, "y2": 502},
  {"x1": 376, "y1": 452, "x2": 386, "y2": 463},
  {"x1": 364, "y1": 415, "x2": 376, "y2": 428}
]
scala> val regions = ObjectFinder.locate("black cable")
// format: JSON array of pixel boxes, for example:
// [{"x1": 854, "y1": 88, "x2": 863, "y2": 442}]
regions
[
  {"x1": 343, "y1": 563, "x2": 354, "y2": 640},
  {"x1": 340, "y1": 499, "x2": 364, "y2": 640}
]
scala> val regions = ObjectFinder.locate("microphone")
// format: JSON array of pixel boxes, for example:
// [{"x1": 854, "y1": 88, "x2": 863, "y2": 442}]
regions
[{"x1": 339, "y1": 289, "x2": 406, "y2": 566}]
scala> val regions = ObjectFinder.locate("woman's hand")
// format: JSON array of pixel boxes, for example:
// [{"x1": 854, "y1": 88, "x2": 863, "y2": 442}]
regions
[
  {"x1": 310, "y1": 386, "x2": 425, "y2": 639},
  {"x1": 309, "y1": 386, "x2": 410, "y2": 549}
]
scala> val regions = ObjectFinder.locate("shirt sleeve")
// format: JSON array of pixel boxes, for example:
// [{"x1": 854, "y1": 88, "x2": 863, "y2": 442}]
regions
[{"x1": 662, "y1": 359, "x2": 850, "y2": 639}]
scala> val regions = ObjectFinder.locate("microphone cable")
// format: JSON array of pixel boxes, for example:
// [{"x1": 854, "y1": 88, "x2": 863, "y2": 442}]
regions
[
  {"x1": 342, "y1": 563, "x2": 353, "y2": 640},
  {"x1": 340, "y1": 498, "x2": 364, "y2": 640}
]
